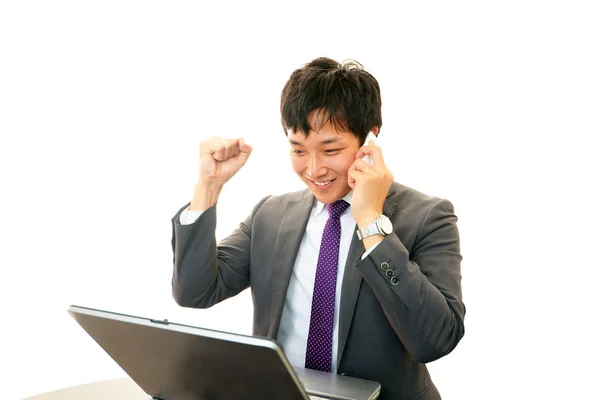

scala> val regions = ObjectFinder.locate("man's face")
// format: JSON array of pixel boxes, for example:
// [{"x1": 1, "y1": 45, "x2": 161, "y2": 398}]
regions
[{"x1": 288, "y1": 116, "x2": 362, "y2": 204}]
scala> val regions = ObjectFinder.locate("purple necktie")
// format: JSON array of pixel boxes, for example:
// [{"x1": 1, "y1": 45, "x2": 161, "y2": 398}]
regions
[{"x1": 305, "y1": 199, "x2": 350, "y2": 372}]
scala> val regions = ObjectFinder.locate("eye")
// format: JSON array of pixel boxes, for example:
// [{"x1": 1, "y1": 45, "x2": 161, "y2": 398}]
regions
[
  {"x1": 324, "y1": 149, "x2": 340, "y2": 155},
  {"x1": 291, "y1": 149, "x2": 304, "y2": 155}
]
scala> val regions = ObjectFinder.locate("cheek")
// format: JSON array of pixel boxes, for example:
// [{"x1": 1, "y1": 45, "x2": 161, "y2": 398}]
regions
[
  {"x1": 290, "y1": 156, "x2": 305, "y2": 175},
  {"x1": 330, "y1": 154, "x2": 355, "y2": 175}
]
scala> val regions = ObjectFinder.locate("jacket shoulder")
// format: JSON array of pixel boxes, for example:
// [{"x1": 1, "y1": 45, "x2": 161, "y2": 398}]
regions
[
  {"x1": 387, "y1": 181, "x2": 456, "y2": 226},
  {"x1": 260, "y1": 188, "x2": 313, "y2": 207},
  {"x1": 388, "y1": 181, "x2": 445, "y2": 206}
]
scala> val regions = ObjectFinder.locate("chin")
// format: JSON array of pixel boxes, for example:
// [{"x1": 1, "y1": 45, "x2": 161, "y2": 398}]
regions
[{"x1": 300, "y1": 176, "x2": 349, "y2": 204}]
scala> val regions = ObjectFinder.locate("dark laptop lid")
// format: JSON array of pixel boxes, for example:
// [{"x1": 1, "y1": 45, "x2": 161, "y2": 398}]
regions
[{"x1": 68, "y1": 305, "x2": 309, "y2": 400}]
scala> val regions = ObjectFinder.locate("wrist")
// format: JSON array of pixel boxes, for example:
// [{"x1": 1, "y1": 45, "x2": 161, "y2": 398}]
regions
[
  {"x1": 190, "y1": 181, "x2": 224, "y2": 211},
  {"x1": 362, "y1": 234, "x2": 385, "y2": 252},
  {"x1": 356, "y1": 214, "x2": 393, "y2": 241},
  {"x1": 356, "y1": 211, "x2": 382, "y2": 229}
]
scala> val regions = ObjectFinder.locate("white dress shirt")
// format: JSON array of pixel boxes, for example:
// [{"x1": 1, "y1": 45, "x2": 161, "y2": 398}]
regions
[
  {"x1": 179, "y1": 191, "x2": 377, "y2": 373},
  {"x1": 276, "y1": 191, "x2": 355, "y2": 373}
]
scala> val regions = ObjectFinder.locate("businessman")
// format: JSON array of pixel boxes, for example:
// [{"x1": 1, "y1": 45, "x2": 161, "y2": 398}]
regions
[{"x1": 171, "y1": 57, "x2": 465, "y2": 399}]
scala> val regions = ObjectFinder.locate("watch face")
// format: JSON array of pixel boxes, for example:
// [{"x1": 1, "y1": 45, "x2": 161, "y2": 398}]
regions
[{"x1": 380, "y1": 215, "x2": 393, "y2": 234}]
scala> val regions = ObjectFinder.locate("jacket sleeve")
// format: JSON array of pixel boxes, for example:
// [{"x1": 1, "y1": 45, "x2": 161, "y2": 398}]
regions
[
  {"x1": 170, "y1": 197, "x2": 269, "y2": 308},
  {"x1": 355, "y1": 198, "x2": 465, "y2": 363}
]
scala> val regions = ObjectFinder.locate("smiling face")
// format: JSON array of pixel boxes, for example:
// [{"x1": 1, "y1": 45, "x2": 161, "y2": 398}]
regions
[{"x1": 288, "y1": 114, "x2": 362, "y2": 204}]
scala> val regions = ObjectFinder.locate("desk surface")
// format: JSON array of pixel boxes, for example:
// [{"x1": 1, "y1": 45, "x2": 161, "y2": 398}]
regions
[{"x1": 24, "y1": 377, "x2": 148, "y2": 400}]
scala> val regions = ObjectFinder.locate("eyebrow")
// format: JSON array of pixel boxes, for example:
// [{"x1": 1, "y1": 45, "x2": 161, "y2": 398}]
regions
[{"x1": 289, "y1": 137, "x2": 341, "y2": 146}]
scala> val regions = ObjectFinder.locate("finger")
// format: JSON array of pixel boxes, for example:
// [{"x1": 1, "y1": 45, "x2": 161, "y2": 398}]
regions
[
  {"x1": 351, "y1": 157, "x2": 371, "y2": 172},
  {"x1": 224, "y1": 141, "x2": 240, "y2": 160},
  {"x1": 210, "y1": 136, "x2": 241, "y2": 146},
  {"x1": 355, "y1": 144, "x2": 383, "y2": 166},
  {"x1": 235, "y1": 139, "x2": 253, "y2": 163},
  {"x1": 203, "y1": 138, "x2": 226, "y2": 155},
  {"x1": 210, "y1": 139, "x2": 241, "y2": 160},
  {"x1": 347, "y1": 171, "x2": 357, "y2": 190},
  {"x1": 212, "y1": 143, "x2": 227, "y2": 161},
  {"x1": 226, "y1": 138, "x2": 253, "y2": 159},
  {"x1": 238, "y1": 139, "x2": 252, "y2": 154},
  {"x1": 215, "y1": 138, "x2": 238, "y2": 160},
  {"x1": 347, "y1": 167, "x2": 367, "y2": 185}
]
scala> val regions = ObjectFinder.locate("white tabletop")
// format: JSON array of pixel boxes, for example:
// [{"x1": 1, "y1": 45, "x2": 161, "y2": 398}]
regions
[{"x1": 23, "y1": 378, "x2": 148, "y2": 400}]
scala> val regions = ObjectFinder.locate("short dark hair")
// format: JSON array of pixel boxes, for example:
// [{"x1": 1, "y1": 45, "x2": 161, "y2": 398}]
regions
[{"x1": 280, "y1": 57, "x2": 382, "y2": 144}]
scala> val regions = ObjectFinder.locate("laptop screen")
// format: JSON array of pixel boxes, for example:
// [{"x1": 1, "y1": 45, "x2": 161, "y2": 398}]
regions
[{"x1": 68, "y1": 305, "x2": 309, "y2": 400}]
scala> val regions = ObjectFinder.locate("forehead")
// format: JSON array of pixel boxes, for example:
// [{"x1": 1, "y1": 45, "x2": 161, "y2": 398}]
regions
[
  {"x1": 288, "y1": 131, "x2": 345, "y2": 145},
  {"x1": 288, "y1": 119, "x2": 358, "y2": 146}
]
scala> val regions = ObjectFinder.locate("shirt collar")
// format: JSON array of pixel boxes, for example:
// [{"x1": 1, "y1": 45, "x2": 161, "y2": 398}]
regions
[{"x1": 312, "y1": 190, "x2": 353, "y2": 217}]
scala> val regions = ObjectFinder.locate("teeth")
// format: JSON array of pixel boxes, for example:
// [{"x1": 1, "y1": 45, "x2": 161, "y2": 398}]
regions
[{"x1": 314, "y1": 180, "x2": 331, "y2": 186}]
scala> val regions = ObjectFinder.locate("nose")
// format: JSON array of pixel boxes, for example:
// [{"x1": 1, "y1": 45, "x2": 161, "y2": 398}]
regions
[{"x1": 306, "y1": 153, "x2": 327, "y2": 178}]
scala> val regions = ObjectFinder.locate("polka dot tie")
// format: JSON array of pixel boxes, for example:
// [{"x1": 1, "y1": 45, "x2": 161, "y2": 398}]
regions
[{"x1": 305, "y1": 199, "x2": 350, "y2": 372}]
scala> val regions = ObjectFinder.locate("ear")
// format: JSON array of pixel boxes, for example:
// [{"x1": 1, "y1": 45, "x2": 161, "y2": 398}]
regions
[{"x1": 370, "y1": 127, "x2": 380, "y2": 136}]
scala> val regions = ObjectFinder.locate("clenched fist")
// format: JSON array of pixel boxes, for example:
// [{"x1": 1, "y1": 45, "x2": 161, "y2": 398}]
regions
[
  {"x1": 199, "y1": 137, "x2": 253, "y2": 185},
  {"x1": 190, "y1": 137, "x2": 253, "y2": 211}
]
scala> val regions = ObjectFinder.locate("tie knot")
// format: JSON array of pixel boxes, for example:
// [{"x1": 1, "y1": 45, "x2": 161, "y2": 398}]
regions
[{"x1": 326, "y1": 200, "x2": 350, "y2": 218}]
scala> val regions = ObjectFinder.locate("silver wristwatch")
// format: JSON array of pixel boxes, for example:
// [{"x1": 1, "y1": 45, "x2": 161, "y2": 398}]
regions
[{"x1": 356, "y1": 215, "x2": 393, "y2": 240}]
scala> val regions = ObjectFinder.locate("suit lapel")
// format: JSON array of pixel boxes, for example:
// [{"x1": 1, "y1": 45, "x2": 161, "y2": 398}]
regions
[
  {"x1": 337, "y1": 189, "x2": 399, "y2": 366},
  {"x1": 337, "y1": 231, "x2": 364, "y2": 366},
  {"x1": 267, "y1": 191, "x2": 315, "y2": 338}
]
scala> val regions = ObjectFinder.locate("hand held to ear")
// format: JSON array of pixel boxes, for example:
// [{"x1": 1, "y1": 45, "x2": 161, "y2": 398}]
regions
[{"x1": 349, "y1": 132, "x2": 393, "y2": 226}]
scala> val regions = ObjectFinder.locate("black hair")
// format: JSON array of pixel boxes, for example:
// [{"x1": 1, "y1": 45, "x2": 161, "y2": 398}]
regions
[{"x1": 280, "y1": 57, "x2": 382, "y2": 144}]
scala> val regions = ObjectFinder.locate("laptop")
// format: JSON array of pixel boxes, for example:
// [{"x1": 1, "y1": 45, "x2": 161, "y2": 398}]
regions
[{"x1": 68, "y1": 305, "x2": 380, "y2": 400}]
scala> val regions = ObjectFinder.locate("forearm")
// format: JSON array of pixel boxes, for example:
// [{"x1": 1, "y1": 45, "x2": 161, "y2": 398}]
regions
[
  {"x1": 356, "y1": 235, "x2": 464, "y2": 363},
  {"x1": 171, "y1": 204, "x2": 250, "y2": 308},
  {"x1": 189, "y1": 181, "x2": 224, "y2": 212},
  {"x1": 355, "y1": 199, "x2": 465, "y2": 363}
]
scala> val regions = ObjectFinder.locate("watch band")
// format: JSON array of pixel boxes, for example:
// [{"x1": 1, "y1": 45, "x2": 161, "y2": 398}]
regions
[{"x1": 356, "y1": 217, "x2": 383, "y2": 240}]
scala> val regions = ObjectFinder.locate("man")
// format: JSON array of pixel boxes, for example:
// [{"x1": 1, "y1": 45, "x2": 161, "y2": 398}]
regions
[{"x1": 171, "y1": 57, "x2": 465, "y2": 399}]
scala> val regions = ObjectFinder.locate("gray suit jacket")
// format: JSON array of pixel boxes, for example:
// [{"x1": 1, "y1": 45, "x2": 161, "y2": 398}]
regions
[{"x1": 171, "y1": 182, "x2": 465, "y2": 400}]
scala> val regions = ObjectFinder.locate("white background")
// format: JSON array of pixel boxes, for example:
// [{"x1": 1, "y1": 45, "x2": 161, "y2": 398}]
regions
[{"x1": 1, "y1": 1, "x2": 599, "y2": 399}]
